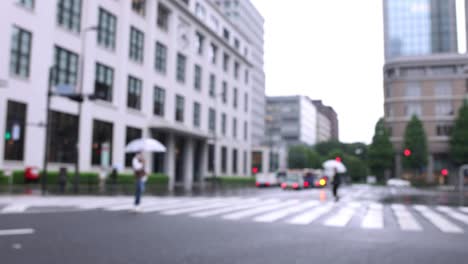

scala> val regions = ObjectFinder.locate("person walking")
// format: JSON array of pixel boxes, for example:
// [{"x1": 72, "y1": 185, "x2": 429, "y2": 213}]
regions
[
  {"x1": 331, "y1": 168, "x2": 341, "y2": 201},
  {"x1": 132, "y1": 153, "x2": 146, "y2": 212}
]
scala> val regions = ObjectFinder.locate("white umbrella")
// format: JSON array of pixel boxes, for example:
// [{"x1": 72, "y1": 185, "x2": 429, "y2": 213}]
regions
[
  {"x1": 322, "y1": 160, "x2": 347, "y2": 173},
  {"x1": 125, "y1": 138, "x2": 167, "y2": 153}
]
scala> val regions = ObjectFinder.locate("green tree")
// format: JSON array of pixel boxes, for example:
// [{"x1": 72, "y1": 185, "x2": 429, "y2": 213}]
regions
[
  {"x1": 403, "y1": 116, "x2": 428, "y2": 170},
  {"x1": 288, "y1": 145, "x2": 320, "y2": 169},
  {"x1": 343, "y1": 154, "x2": 368, "y2": 183},
  {"x1": 368, "y1": 118, "x2": 394, "y2": 180},
  {"x1": 450, "y1": 101, "x2": 468, "y2": 165},
  {"x1": 314, "y1": 141, "x2": 344, "y2": 156}
]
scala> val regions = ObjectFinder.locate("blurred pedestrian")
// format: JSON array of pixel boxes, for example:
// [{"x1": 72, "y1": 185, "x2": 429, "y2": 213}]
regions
[
  {"x1": 332, "y1": 168, "x2": 341, "y2": 201},
  {"x1": 132, "y1": 153, "x2": 147, "y2": 212}
]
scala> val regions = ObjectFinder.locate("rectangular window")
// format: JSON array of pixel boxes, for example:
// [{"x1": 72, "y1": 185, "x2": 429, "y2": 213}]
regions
[
  {"x1": 234, "y1": 62, "x2": 239, "y2": 79},
  {"x1": 222, "y1": 81, "x2": 228, "y2": 103},
  {"x1": 233, "y1": 118, "x2": 237, "y2": 138},
  {"x1": 436, "y1": 124, "x2": 453, "y2": 136},
  {"x1": 252, "y1": 151, "x2": 263, "y2": 173},
  {"x1": 434, "y1": 81, "x2": 452, "y2": 96},
  {"x1": 210, "y1": 43, "x2": 217, "y2": 64},
  {"x1": 232, "y1": 149, "x2": 238, "y2": 174},
  {"x1": 4, "y1": 101, "x2": 27, "y2": 161},
  {"x1": 223, "y1": 28, "x2": 230, "y2": 41},
  {"x1": 94, "y1": 63, "x2": 114, "y2": 102},
  {"x1": 221, "y1": 146, "x2": 227, "y2": 173},
  {"x1": 125, "y1": 126, "x2": 142, "y2": 167},
  {"x1": 57, "y1": 0, "x2": 82, "y2": 32},
  {"x1": 157, "y1": 3, "x2": 170, "y2": 31},
  {"x1": 245, "y1": 69, "x2": 249, "y2": 84},
  {"x1": 53, "y1": 46, "x2": 78, "y2": 86},
  {"x1": 193, "y1": 102, "x2": 201, "y2": 128},
  {"x1": 127, "y1": 76, "x2": 142, "y2": 110},
  {"x1": 234, "y1": 38, "x2": 240, "y2": 50},
  {"x1": 195, "y1": 2, "x2": 206, "y2": 20},
  {"x1": 48, "y1": 111, "x2": 78, "y2": 163},
  {"x1": 97, "y1": 8, "x2": 117, "y2": 50},
  {"x1": 209, "y1": 108, "x2": 216, "y2": 133},
  {"x1": 244, "y1": 121, "x2": 248, "y2": 140},
  {"x1": 208, "y1": 144, "x2": 215, "y2": 172},
  {"x1": 195, "y1": 32, "x2": 204, "y2": 55},
  {"x1": 91, "y1": 119, "x2": 113, "y2": 166},
  {"x1": 175, "y1": 95, "x2": 185, "y2": 122},
  {"x1": 244, "y1": 92, "x2": 248, "y2": 112},
  {"x1": 405, "y1": 82, "x2": 421, "y2": 97},
  {"x1": 435, "y1": 101, "x2": 454, "y2": 116},
  {"x1": 132, "y1": 0, "x2": 146, "y2": 16},
  {"x1": 194, "y1": 64, "x2": 202, "y2": 91},
  {"x1": 221, "y1": 113, "x2": 226, "y2": 135},
  {"x1": 209, "y1": 74, "x2": 216, "y2": 97},
  {"x1": 18, "y1": 0, "x2": 34, "y2": 9},
  {"x1": 155, "y1": 42, "x2": 167, "y2": 73},
  {"x1": 243, "y1": 151, "x2": 247, "y2": 175},
  {"x1": 153, "y1": 86, "x2": 165, "y2": 116},
  {"x1": 405, "y1": 102, "x2": 421, "y2": 117},
  {"x1": 223, "y1": 53, "x2": 229, "y2": 72},
  {"x1": 233, "y1": 88, "x2": 238, "y2": 108},
  {"x1": 9, "y1": 26, "x2": 32, "y2": 78},
  {"x1": 176, "y1": 53, "x2": 187, "y2": 83},
  {"x1": 129, "y1": 27, "x2": 144, "y2": 63}
]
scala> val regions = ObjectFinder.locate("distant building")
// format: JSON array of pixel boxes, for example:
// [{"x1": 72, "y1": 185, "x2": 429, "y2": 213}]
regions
[
  {"x1": 265, "y1": 96, "x2": 318, "y2": 147},
  {"x1": 383, "y1": 0, "x2": 458, "y2": 61},
  {"x1": 311, "y1": 100, "x2": 339, "y2": 141}
]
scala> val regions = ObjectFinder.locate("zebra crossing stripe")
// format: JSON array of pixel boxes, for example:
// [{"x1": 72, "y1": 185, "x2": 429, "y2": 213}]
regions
[
  {"x1": 141, "y1": 199, "x2": 217, "y2": 213},
  {"x1": 1, "y1": 204, "x2": 29, "y2": 214},
  {"x1": 391, "y1": 204, "x2": 422, "y2": 231},
  {"x1": 161, "y1": 199, "x2": 242, "y2": 215},
  {"x1": 460, "y1": 207, "x2": 468, "y2": 214},
  {"x1": 361, "y1": 203, "x2": 384, "y2": 229},
  {"x1": 254, "y1": 201, "x2": 319, "y2": 223},
  {"x1": 190, "y1": 199, "x2": 274, "y2": 218},
  {"x1": 222, "y1": 200, "x2": 300, "y2": 220},
  {"x1": 324, "y1": 203, "x2": 361, "y2": 227},
  {"x1": 287, "y1": 203, "x2": 334, "y2": 225},
  {"x1": 437, "y1": 206, "x2": 468, "y2": 225},
  {"x1": 413, "y1": 205, "x2": 463, "y2": 234}
]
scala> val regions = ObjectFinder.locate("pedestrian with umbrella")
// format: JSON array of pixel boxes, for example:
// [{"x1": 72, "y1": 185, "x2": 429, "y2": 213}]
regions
[
  {"x1": 125, "y1": 138, "x2": 167, "y2": 212},
  {"x1": 322, "y1": 159, "x2": 347, "y2": 202}
]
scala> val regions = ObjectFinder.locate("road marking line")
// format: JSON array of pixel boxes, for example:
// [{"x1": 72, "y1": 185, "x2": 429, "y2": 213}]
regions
[
  {"x1": 161, "y1": 199, "x2": 241, "y2": 215},
  {"x1": 254, "y1": 201, "x2": 319, "y2": 223},
  {"x1": 361, "y1": 203, "x2": 384, "y2": 229},
  {"x1": 1, "y1": 204, "x2": 29, "y2": 214},
  {"x1": 391, "y1": 204, "x2": 422, "y2": 231},
  {"x1": 324, "y1": 203, "x2": 361, "y2": 227},
  {"x1": 437, "y1": 206, "x2": 468, "y2": 225},
  {"x1": 103, "y1": 199, "x2": 181, "y2": 211},
  {"x1": 413, "y1": 205, "x2": 463, "y2": 234},
  {"x1": 459, "y1": 207, "x2": 468, "y2": 214},
  {"x1": 222, "y1": 200, "x2": 300, "y2": 220},
  {"x1": 190, "y1": 199, "x2": 273, "y2": 218},
  {"x1": 141, "y1": 199, "x2": 217, "y2": 213},
  {"x1": 0, "y1": 228, "x2": 35, "y2": 236},
  {"x1": 287, "y1": 203, "x2": 334, "y2": 225}
]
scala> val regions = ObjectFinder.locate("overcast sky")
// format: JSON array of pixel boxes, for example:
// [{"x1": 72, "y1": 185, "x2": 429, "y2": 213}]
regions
[{"x1": 250, "y1": 0, "x2": 466, "y2": 144}]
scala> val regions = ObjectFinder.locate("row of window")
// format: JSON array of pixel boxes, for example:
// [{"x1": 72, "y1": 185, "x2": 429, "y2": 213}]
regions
[
  {"x1": 385, "y1": 101, "x2": 455, "y2": 118},
  {"x1": 385, "y1": 65, "x2": 463, "y2": 79},
  {"x1": 385, "y1": 81, "x2": 456, "y2": 98},
  {"x1": 3, "y1": 100, "x2": 249, "y2": 163},
  {"x1": 207, "y1": 144, "x2": 247, "y2": 175},
  {"x1": 385, "y1": 124, "x2": 453, "y2": 138}
]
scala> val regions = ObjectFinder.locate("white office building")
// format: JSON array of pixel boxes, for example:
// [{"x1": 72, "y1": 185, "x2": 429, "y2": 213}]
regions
[{"x1": 0, "y1": 0, "x2": 253, "y2": 190}]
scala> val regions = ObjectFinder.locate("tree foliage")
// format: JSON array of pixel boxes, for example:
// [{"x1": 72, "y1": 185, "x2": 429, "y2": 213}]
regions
[
  {"x1": 450, "y1": 101, "x2": 468, "y2": 165},
  {"x1": 288, "y1": 145, "x2": 321, "y2": 169},
  {"x1": 403, "y1": 116, "x2": 428, "y2": 169},
  {"x1": 368, "y1": 118, "x2": 394, "y2": 179}
]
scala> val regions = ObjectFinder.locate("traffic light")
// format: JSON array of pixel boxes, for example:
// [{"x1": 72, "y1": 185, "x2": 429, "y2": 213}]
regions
[
  {"x1": 403, "y1": 149, "x2": 411, "y2": 157},
  {"x1": 252, "y1": 167, "x2": 258, "y2": 174},
  {"x1": 4, "y1": 131, "x2": 11, "y2": 140},
  {"x1": 441, "y1": 169, "x2": 449, "y2": 177},
  {"x1": 335, "y1": 156, "x2": 342, "y2": 162}
]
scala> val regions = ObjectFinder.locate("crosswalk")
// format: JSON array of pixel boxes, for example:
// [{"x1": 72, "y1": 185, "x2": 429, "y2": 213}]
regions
[{"x1": 1, "y1": 196, "x2": 468, "y2": 235}]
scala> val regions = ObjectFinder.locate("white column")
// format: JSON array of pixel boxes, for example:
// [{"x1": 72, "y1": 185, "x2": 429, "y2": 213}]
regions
[
  {"x1": 427, "y1": 154, "x2": 434, "y2": 183},
  {"x1": 184, "y1": 138, "x2": 194, "y2": 191},
  {"x1": 164, "y1": 133, "x2": 176, "y2": 191},
  {"x1": 199, "y1": 141, "x2": 208, "y2": 182}
]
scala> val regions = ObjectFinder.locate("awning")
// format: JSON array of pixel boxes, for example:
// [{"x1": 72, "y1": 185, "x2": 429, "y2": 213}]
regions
[{"x1": 149, "y1": 119, "x2": 212, "y2": 140}]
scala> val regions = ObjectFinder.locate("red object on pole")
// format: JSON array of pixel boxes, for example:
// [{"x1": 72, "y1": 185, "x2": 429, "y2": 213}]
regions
[
  {"x1": 441, "y1": 169, "x2": 449, "y2": 177},
  {"x1": 335, "y1": 157, "x2": 342, "y2": 162},
  {"x1": 403, "y1": 149, "x2": 411, "y2": 157},
  {"x1": 252, "y1": 167, "x2": 258, "y2": 174}
]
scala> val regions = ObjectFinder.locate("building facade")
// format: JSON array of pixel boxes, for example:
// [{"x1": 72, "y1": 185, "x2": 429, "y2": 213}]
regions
[
  {"x1": 0, "y1": 0, "x2": 253, "y2": 190},
  {"x1": 384, "y1": 55, "x2": 468, "y2": 184},
  {"x1": 265, "y1": 96, "x2": 318, "y2": 147},
  {"x1": 384, "y1": 0, "x2": 458, "y2": 60},
  {"x1": 311, "y1": 100, "x2": 339, "y2": 141},
  {"x1": 212, "y1": 0, "x2": 265, "y2": 147}
]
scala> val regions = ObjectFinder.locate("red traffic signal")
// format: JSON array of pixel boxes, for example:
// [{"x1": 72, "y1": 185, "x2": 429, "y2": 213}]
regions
[
  {"x1": 335, "y1": 156, "x2": 342, "y2": 162},
  {"x1": 252, "y1": 167, "x2": 258, "y2": 174},
  {"x1": 403, "y1": 149, "x2": 411, "y2": 157},
  {"x1": 441, "y1": 169, "x2": 449, "y2": 177}
]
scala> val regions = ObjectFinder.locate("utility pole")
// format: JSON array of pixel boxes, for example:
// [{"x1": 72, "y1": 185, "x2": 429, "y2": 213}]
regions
[{"x1": 42, "y1": 67, "x2": 55, "y2": 195}]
